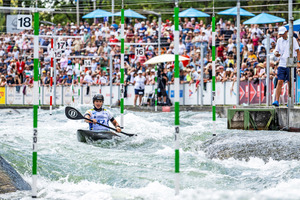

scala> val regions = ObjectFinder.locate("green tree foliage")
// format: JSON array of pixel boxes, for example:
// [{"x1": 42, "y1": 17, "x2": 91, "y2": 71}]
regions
[{"x1": 2, "y1": 0, "x2": 300, "y2": 33}]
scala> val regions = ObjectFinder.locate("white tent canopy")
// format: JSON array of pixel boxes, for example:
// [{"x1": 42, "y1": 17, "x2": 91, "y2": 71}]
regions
[{"x1": 144, "y1": 54, "x2": 190, "y2": 65}]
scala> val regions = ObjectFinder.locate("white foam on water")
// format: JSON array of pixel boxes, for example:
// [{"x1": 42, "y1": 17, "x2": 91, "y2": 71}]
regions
[
  {"x1": 259, "y1": 178, "x2": 300, "y2": 200},
  {"x1": 2, "y1": 108, "x2": 300, "y2": 200}
]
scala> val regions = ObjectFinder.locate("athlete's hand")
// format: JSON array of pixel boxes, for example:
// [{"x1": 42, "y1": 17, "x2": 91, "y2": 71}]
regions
[
  {"x1": 92, "y1": 119, "x2": 97, "y2": 124},
  {"x1": 116, "y1": 127, "x2": 121, "y2": 133}
]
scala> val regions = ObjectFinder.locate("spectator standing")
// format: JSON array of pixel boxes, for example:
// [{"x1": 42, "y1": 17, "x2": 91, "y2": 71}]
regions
[
  {"x1": 272, "y1": 26, "x2": 300, "y2": 106},
  {"x1": 133, "y1": 70, "x2": 146, "y2": 107}
]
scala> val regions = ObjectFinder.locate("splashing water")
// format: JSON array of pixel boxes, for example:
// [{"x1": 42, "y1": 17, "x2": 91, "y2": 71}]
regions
[{"x1": 1, "y1": 106, "x2": 300, "y2": 200}]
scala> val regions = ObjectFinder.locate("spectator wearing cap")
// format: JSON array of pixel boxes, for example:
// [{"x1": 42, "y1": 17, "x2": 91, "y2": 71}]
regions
[
  {"x1": 63, "y1": 72, "x2": 73, "y2": 86},
  {"x1": 12, "y1": 46, "x2": 19, "y2": 60},
  {"x1": 272, "y1": 26, "x2": 300, "y2": 107},
  {"x1": 24, "y1": 65, "x2": 32, "y2": 77},
  {"x1": 83, "y1": 29, "x2": 90, "y2": 45},
  {"x1": 133, "y1": 70, "x2": 146, "y2": 107},
  {"x1": 24, "y1": 75, "x2": 33, "y2": 87},
  {"x1": 193, "y1": 29, "x2": 201, "y2": 48},
  {"x1": 178, "y1": 39, "x2": 186, "y2": 55},
  {"x1": 147, "y1": 69, "x2": 155, "y2": 85},
  {"x1": 139, "y1": 22, "x2": 147, "y2": 36},
  {"x1": 181, "y1": 50, "x2": 190, "y2": 68},
  {"x1": 200, "y1": 31, "x2": 209, "y2": 56},
  {"x1": 6, "y1": 75, "x2": 15, "y2": 86},
  {"x1": 185, "y1": 31, "x2": 193, "y2": 53},
  {"x1": 247, "y1": 49, "x2": 257, "y2": 63},
  {"x1": 25, "y1": 57, "x2": 34, "y2": 70},
  {"x1": 183, "y1": 68, "x2": 192, "y2": 83},
  {"x1": 216, "y1": 66, "x2": 225, "y2": 82},
  {"x1": 99, "y1": 70, "x2": 108, "y2": 86}
]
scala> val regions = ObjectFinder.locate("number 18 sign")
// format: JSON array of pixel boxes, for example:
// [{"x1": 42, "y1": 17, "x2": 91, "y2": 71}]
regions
[{"x1": 17, "y1": 15, "x2": 32, "y2": 30}]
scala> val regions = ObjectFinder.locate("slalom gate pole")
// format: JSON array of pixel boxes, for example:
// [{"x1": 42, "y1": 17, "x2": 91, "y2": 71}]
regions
[
  {"x1": 212, "y1": 1, "x2": 216, "y2": 136},
  {"x1": 32, "y1": 9, "x2": 39, "y2": 198},
  {"x1": 120, "y1": 0, "x2": 125, "y2": 128},
  {"x1": 78, "y1": 63, "x2": 81, "y2": 104},
  {"x1": 50, "y1": 35, "x2": 53, "y2": 115},
  {"x1": 174, "y1": 0, "x2": 180, "y2": 195},
  {"x1": 38, "y1": 61, "x2": 41, "y2": 109},
  {"x1": 72, "y1": 63, "x2": 74, "y2": 104}
]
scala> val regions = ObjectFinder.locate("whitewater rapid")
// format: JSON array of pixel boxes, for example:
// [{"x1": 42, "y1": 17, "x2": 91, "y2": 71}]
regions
[{"x1": 1, "y1": 106, "x2": 300, "y2": 200}]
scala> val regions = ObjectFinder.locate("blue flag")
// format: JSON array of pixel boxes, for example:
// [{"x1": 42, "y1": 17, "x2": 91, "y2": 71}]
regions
[{"x1": 104, "y1": 17, "x2": 108, "y2": 22}]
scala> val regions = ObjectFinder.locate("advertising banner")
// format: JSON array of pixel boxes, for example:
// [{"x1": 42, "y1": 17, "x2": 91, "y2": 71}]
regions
[
  {"x1": 224, "y1": 81, "x2": 237, "y2": 105},
  {"x1": 6, "y1": 15, "x2": 22, "y2": 34},
  {"x1": 0, "y1": 87, "x2": 6, "y2": 104},
  {"x1": 124, "y1": 85, "x2": 134, "y2": 106},
  {"x1": 215, "y1": 82, "x2": 225, "y2": 105},
  {"x1": 184, "y1": 84, "x2": 197, "y2": 105},
  {"x1": 24, "y1": 86, "x2": 33, "y2": 105},
  {"x1": 7, "y1": 86, "x2": 23, "y2": 104},
  {"x1": 63, "y1": 86, "x2": 73, "y2": 105}
]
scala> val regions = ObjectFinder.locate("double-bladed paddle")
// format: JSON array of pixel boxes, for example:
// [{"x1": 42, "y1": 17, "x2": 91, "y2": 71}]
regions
[{"x1": 65, "y1": 106, "x2": 136, "y2": 137}]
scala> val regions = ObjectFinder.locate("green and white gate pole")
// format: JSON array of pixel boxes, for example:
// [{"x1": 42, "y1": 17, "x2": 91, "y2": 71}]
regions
[
  {"x1": 212, "y1": 5, "x2": 216, "y2": 137},
  {"x1": 174, "y1": 1, "x2": 180, "y2": 195},
  {"x1": 72, "y1": 63, "x2": 74, "y2": 104},
  {"x1": 78, "y1": 63, "x2": 81, "y2": 104},
  {"x1": 38, "y1": 61, "x2": 41, "y2": 109},
  {"x1": 120, "y1": 0, "x2": 125, "y2": 128},
  {"x1": 32, "y1": 10, "x2": 39, "y2": 198}
]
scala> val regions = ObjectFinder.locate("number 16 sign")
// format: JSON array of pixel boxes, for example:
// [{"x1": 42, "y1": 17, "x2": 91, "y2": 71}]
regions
[
  {"x1": 135, "y1": 47, "x2": 144, "y2": 56},
  {"x1": 17, "y1": 15, "x2": 32, "y2": 30}
]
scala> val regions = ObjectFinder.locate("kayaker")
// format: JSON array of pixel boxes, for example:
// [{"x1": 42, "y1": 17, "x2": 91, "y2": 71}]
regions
[{"x1": 84, "y1": 94, "x2": 122, "y2": 132}]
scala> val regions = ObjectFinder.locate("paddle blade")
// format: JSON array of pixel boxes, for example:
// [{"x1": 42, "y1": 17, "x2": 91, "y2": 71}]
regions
[{"x1": 65, "y1": 106, "x2": 84, "y2": 120}]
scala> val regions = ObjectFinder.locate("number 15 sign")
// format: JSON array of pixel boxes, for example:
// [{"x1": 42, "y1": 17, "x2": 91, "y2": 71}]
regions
[{"x1": 17, "y1": 15, "x2": 32, "y2": 30}]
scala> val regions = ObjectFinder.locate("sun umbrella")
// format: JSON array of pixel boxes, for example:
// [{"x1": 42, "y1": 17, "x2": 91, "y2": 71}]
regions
[
  {"x1": 114, "y1": 9, "x2": 146, "y2": 19},
  {"x1": 82, "y1": 9, "x2": 113, "y2": 18},
  {"x1": 243, "y1": 13, "x2": 285, "y2": 24},
  {"x1": 285, "y1": 19, "x2": 300, "y2": 31},
  {"x1": 178, "y1": 8, "x2": 210, "y2": 18},
  {"x1": 217, "y1": 7, "x2": 255, "y2": 17},
  {"x1": 144, "y1": 54, "x2": 190, "y2": 65}
]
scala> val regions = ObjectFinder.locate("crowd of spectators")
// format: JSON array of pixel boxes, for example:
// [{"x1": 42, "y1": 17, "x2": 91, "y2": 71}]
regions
[{"x1": 0, "y1": 17, "x2": 299, "y2": 91}]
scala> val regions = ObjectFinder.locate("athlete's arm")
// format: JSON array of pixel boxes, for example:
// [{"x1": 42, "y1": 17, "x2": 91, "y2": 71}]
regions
[
  {"x1": 84, "y1": 112, "x2": 97, "y2": 124},
  {"x1": 111, "y1": 118, "x2": 121, "y2": 132}
]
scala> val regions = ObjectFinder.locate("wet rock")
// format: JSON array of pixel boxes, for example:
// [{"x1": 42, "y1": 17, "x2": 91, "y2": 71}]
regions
[
  {"x1": 0, "y1": 155, "x2": 31, "y2": 194},
  {"x1": 201, "y1": 132, "x2": 300, "y2": 162}
]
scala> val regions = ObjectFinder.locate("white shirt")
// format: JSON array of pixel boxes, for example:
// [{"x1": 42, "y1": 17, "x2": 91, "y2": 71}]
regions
[
  {"x1": 275, "y1": 37, "x2": 299, "y2": 67},
  {"x1": 100, "y1": 76, "x2": 107, "y2": 84},
  {"x1": 134, "y1": 75, "x2": 146, "y2": 90},
  {"x1": 251, "y1": 28, "x2": 263, "y2": 38},
  {"x1": 178, "y1": 43, "x2": 186, "y2": 55},
  {"x1": 83, "y1": 74, "x2": 93, "y2": 83}
]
